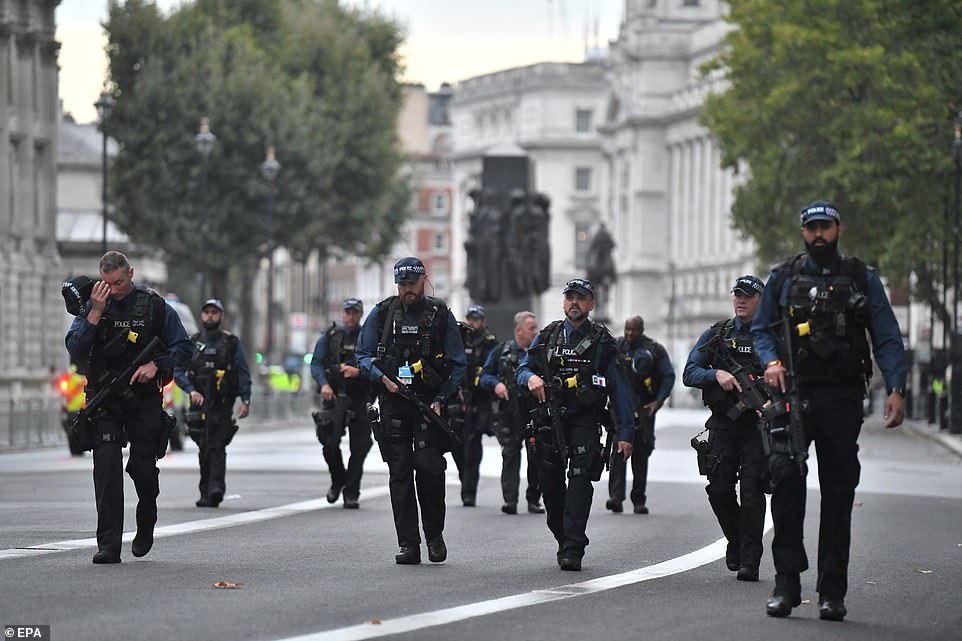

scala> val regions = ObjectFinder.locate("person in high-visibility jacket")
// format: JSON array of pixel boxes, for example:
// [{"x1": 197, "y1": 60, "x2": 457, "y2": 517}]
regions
[{"x1": 60, "y1": 365, "x2": 87, "y2": 413}]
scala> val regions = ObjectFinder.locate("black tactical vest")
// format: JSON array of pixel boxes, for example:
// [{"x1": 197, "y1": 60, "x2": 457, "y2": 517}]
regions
[
  {"x1": 701, "y1": 318, "x2": 764, "y2": 412},
  {"x1": 540, "y1": 319, "x2": 615, "y2": 417},
  {"x1": 775, "y1": 253, "x2": 872, "y2": 386},
  {"x1": 375, "y1": 295, "x2": 450, "y2": 399},
  {"x1": 87, "y1": 285, "x2": 165, "y2": 397},
  {"x1": 616, "y1": 336, "x2": 662, "y2": 406},
  {"x1": 462, "y1": 326, "x2": 496, "y2": 390},
  {"x1": 188, "y1": 330, "x2": 239, "y2": 406},
  {"x1": 324, "y1": 325, "x2": 364, "y2": 397},
  {"x1": 497, "y1": 340, "x2": 522, "y2": 390}
]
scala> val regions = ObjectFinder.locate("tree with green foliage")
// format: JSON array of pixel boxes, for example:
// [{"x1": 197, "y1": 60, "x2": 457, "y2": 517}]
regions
[
  {"x1": 104, "y1": 0, "x2": 410, "y2": 314},
  {"x1": 701, "y1": 0, "x2": 962, "y2": 325}
]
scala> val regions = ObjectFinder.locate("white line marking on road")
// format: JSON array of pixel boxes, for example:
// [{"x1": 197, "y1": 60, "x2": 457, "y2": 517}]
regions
[
  {"x1": 0, "y1": 485, "x2": 393, "y2": 561},
  {"x1": 277, "y1": 508, "x2": 776, "y2": 641}
]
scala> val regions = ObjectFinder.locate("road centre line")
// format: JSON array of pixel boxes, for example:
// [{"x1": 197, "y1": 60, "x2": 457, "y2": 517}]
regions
[
  {"x1": 0, "y1": 485, "x2": 393, "y2": 561},
  {"x1": 278, "y1": 510, "x2": 775, "y2": 641}
]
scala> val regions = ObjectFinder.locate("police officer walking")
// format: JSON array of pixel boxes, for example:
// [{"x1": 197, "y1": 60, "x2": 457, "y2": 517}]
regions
[
  {"x1": 174, "y1": 299, "x2": 251, "y2": 508},
  {"x1": 451, "y1": 304, "x2": 498, "y2": 507},
  {"x1": 606, "y1": 315, "x2": 674, "y2": 515},
  {"x1": 310, "y1": 298, "x2": 372, "y2": 509},
  {"x1": 683, "y1": 275, "x2": 768, "y2": 582},
  {"x1": 66, "y1": 251, "x2": 191, "y2": 563},
  {"x1": 752, "y1": 201, "x2": 906, "y2": 621},
  {"x1": 356, "y1": 257, "x2": 466, "y2": 564},
  {"x1": 479, "y1": 310, "x2": 544, "y2": 515},
  {"x1": 517, "y1": 278, "x2": 635, "y2": 570}
]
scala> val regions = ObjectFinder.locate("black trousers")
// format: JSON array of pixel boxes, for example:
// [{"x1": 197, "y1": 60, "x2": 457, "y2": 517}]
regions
[
  {"x1": 191, "y1": 407, "x2": 237, "y2": 501},
  {"x1": 381, "y1": 396, "x2": 447, "y2": 548},
  {"x1": 608, "y1": 415, "x2": 655, "y2": 507},
  {"x1": 91, "y1": 397, "x2": 163, "y2": 554},
  {"x1": 538, "y1": 420, "x2": 602, "y2": 560},
  {"x1": 450, "y1": 406, "x2": 490, "y2": 502},
  {"x1": 322, "y1": 395, "x2": 373, "y2": 500},
  {"x1": 769, "y1": 384, "x2": 863, "y2": 599},
  {"x1": 706, "y1": 415, "x2": 767, "y2": 569},
  {"x1": 497, "y1": 418, "x2": 541, "y2": 506}
]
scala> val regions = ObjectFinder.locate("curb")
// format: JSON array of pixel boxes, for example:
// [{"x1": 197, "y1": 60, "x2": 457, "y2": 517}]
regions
[{"x1": 901, "y1": 419, "x2": 962, "y2": 459}]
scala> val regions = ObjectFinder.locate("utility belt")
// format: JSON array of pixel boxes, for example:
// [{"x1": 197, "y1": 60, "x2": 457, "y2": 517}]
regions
[{"x1": 369, "y1": 401, "x2": 452, "y2": 457}]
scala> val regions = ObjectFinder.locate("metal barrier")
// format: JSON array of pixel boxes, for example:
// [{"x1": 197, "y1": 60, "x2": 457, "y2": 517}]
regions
[{"x1": 0, "y1": 398, "x2": 65, "y2": 451}]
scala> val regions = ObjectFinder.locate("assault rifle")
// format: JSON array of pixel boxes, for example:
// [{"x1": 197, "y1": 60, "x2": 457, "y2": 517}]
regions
[
  {"x1": 698, "y1": 332, "x2": 771, "y2": 420},
  {"x1": 381, "y1": 370, "x2": 462, "y2": 445},
  {"x1": 525, "y1": 343, "x2": 569, "y2": 456},
  {"x1": 768, "y1": 317, "x2": 808, "y2": 476},
  {"x1": 71, "y1": 335, "x2": 167, "y2": 450}
]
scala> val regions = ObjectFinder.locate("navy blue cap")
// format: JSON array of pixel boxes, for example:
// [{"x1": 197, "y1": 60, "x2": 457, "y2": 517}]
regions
[
  {"x1": 731, "y1": 275, "x2": 764, "y2": 296},
  {"x1": 563, "y1": 278, "x2": 594, "y2": 298},
  {"x1": 466, "y1": 304, "x2": 486, "y2": 319},
  {"x1": 393, "y1": 257, "x2": 426, "y2": 283},
  {"x1": 202, "y1": 298, "x2": 224, "y2": 312},
  {"x1": 800, "y1": 200, "x2": 841, "y2": 225},
  {"x1": 343, "y1": 298, "x2": 363, "y2": 312}
]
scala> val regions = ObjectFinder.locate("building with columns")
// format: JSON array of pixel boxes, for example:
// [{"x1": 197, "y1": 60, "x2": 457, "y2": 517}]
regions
[
  {"x1": 600, "y1": 0, "x2": 755, "y2": 398},
  {"x1": 0, "y1": 0, "x2": 65, "y2": 399}
]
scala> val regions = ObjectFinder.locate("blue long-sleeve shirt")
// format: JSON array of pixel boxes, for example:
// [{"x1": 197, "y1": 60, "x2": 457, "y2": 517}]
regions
[
  {"x1": 683, "y1": 317, "x2": 752, "y2": 389},
  {"x1": 355, "y1": 297, "x2": 466, "y2": 400},
  {"x1": 479, "y1": 339, "x2": 524, "y2": 392},
  {"x1": 310, "y1": 326, "x2": 361, "y2": 388},
  {"x1": 66, "y1": 290, "x2": 192, "y2": 382},
  {"x1": 515, "y1": 319, "x2": 635, "y2": 441},
  {"x1": 172, "y1": 329, "x2": 252, "y2": 404},
  {"x1": 751, "y1": 254, "x2": 907, "y2": 394}
]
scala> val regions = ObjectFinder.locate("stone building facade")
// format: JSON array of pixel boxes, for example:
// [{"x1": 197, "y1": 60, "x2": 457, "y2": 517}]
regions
[{"x1": 0, "y1": 0, "x2": 64, "y2": 399}]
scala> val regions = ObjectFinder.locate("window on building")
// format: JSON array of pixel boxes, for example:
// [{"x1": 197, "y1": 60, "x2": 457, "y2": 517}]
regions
[
  {"x1": 683, "y1": 0, "x2": 700, "y2": 5},
  {"x1": 575, "y1": 222, "x2": 591, "y2": 268},
  {"x1": 433, "y1": 191, "x2": 449, "y2": 214},
  {"x1": 575, "y1": 109, "x2": 593, "y2": 133},
  {"x1": 575, "y1": 167, "x2": 592, "y2": 192},
  {"x1": 433, "y1": 232, "x2": 448, "y2": 254}
]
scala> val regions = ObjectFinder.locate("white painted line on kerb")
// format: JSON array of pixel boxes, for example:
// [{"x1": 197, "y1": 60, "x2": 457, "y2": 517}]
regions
[
  {"x1": 0, "y1": 485, "x2": 393, "y2": 561},
  {"x1": 278, "y1": 510, "x2": 776, "y2": 641}
]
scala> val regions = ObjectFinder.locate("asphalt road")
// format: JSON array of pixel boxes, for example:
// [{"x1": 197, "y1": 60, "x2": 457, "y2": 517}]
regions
[{"x1": 1, "y1": 409, "x2": 960, "y2": 641}]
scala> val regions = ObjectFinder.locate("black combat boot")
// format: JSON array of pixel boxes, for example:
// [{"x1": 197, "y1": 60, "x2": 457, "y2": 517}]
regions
[
  {"x1": 395, "y1": 546, "x2": 421, "y2": 565},
  {"x1": 132, "y1": 501, "x2": 156, "y2": 558},
  {"x1": 725, "y1": 541, "x2": 740, "y2": 571},
  {"x1": 501, "y1": 503, "x2": 518, "y2": 515},
  {"x1": 92, "y1": 548, "x2": 121, "y2": 564},
  {"x1": 527, "y1": 501, "x2": 545, "y2": 514},
  {"x1": 326, "y1": 483, "x2": 343, "y2": 504},
  {"x1": 818, "y1": 596, "x2": 847, "y2": 621},
  {"x1": 766, "y1": 573, "x2": 802, "y2": 617},
  {"x1": 427, "y1": 536, "x2": 447, "y2": 563},
  {"x1": 605, "y1": 499, "x2": 623, "y2": 513}
]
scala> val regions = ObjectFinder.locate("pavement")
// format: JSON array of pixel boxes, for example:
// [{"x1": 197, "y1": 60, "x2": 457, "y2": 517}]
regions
[{"x1": 901, "y1": 418, "x2": 962, "y2": 458}]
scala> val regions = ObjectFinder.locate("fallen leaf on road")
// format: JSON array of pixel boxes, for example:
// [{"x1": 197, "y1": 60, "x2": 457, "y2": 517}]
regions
[
  {"x1": 853, "y1": 501, "x2": 863, "y2": 507},
  {"x1": 865, "y1": 581, "x2": 877, "y2": 585},
  {"x1": 213, "y1": 581, "x2": 242, "y2": 588},
  {"x1": 801, "y1": 599, "x2": 812, "y2": 604},
  {"x1": 366, "y1": 620, "x2": 382, "y2": 625},
  {"x1": 916, "y1": 569, "x2": 934, "y2": 575}
]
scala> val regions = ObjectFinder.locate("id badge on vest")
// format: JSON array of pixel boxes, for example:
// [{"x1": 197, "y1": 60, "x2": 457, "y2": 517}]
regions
[
  {"x1": 592, "y1": 373, "x2": 607, "y2": 388},
  {"x1": 398, "y1": 365, "x2": 414, "y2": 385}
]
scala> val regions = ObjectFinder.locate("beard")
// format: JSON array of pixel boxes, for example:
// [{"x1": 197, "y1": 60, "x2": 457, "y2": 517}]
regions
[
  {"x1": 202, "y1": 319, "x2": 221, "y2": 331},
  {"x1": 805, "y1": 236, "x2": 839, "y2": 261},
  {"x1": 565, "y1": 307, "x2": 586, "y2": 322}
]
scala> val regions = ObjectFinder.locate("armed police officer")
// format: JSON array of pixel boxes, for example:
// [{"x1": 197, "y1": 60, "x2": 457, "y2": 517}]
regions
[
  {"x1": 479, "y1": 310, "x2": 544, "y2": 515},
  {"x1": 65, "y1": 251, "x2": 191, "y2": 563},
  {"x1": 451, "y1": 304, "x2": 498, "y2": 507},
  {"x1": 174, "y1": 299, "x2": 251, "y2": 508},
  {"x1": 605, "y1": 316, "x2": 674, "y2": 515},
  {"x1": 516, "y1": 278, "x2": 635, "y2": 571},
  {"x1": 356, "y1": 257, "x2": 466, "y2": 564},
  {"x1": 753, "y1": 201, "x2": 906, "y2": 621},
  {"x1": 310, "y1": 298, "x2": 372, "y2": 509},
  {"x1": 683, "y1": 275, "x2": 768, "y2": 582}
]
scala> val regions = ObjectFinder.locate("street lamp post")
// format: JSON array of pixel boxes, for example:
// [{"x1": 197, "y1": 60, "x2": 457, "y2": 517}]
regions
[
  {"x1": 195, "y1": 117, "x2": 216, "y2": 299},
  {"x1": 951, "y1": 112, "x2": 962, "y2": 434},
  {"x1": 260, "y1": 147, "x2": 281, "y2": 363},
  {"x1": 94, "y1": 89, "x2": 114, "y2": 256}
]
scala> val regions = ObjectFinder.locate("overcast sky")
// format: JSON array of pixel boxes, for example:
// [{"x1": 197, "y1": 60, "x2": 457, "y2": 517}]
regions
[{"x1": 57, "y1": 0, "x2": 623, "y2": 123}]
